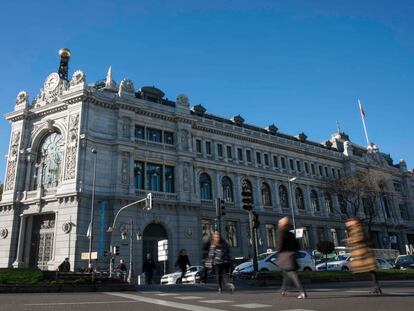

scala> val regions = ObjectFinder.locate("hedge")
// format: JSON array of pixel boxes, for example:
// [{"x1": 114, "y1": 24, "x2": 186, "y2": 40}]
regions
[{"x1": 0, "y1": 268, "x2": 44, "y2": 284}]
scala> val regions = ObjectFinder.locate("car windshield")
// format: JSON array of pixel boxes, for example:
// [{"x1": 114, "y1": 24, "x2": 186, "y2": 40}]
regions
[
  {"x1": 257, "y1": 253, "x2": 274, "y2": 261},
  {"x1": 328, "y1": 255, "x2": 348, "y2": 262}
]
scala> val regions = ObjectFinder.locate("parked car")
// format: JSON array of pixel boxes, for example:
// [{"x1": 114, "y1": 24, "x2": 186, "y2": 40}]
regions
[
  {"x1": 160, "y1": 266, "x2": 204, "y2": 285},
  {"x1": 316, "y1": 255, "x2": 350, "y2": 271},
  {"x1": 394, "y1": 255, "x2": 414, "y2": 270},
  {"x1": 233, "y1": 250, "x2": 315, "y2": 275},
  {"x1": 376, "y1": 258, "x2": 394, "y2": 270}
]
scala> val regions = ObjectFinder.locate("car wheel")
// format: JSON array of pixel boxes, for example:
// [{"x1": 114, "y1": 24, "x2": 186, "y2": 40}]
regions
[
  {"x1": 341, "y1": 267, "x2": 349, "y2": 271},
  {"x1": 303, "y1": 267, "x2": 312, "y2": 272},
  {"x1": 176, "y1": 278, "x2": 182, "y2": 284}
]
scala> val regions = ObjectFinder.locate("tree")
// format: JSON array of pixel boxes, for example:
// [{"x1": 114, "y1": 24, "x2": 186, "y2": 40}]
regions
[{"x1": 317, "y1": 240, "x2": 335, "y2": 271}]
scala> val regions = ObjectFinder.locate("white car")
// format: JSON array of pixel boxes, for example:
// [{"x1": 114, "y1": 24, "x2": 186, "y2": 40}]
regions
[
  {"x1": 316, "y1": 255, "x2": 350, "y2": 271},
  {"x1": 160, "y1": 266, "x2": 204, "y2": 285},
  {"x1": 376, "y1": 258, "x2": 394, "y2": 270},
  {"x1": 233, "y1": 250, "x2": 315, "y2": 275}
]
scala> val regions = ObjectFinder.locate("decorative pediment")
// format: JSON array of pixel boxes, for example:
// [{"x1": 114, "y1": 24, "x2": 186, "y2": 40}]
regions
[
  {"x1": 33, "y1": 72, "x2": 69, "y2": 108},
  {"x1": 69, "y1": 70, "x2": 86, "y2": 87}
]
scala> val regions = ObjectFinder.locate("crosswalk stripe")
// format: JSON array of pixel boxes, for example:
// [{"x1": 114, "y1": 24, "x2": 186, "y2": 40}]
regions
[
  {"x1": 233, "y1": 303, "x2": 272, "y2": 309},
  {"x1": 199, "y1": 300, "x2": 234, "y2": 304},
  {"x1": 175, "y1": 296, "x2": 204, "y2": 300},
  {"x1": 156, "y1": 293, "x2": 178, "y2": 296}
]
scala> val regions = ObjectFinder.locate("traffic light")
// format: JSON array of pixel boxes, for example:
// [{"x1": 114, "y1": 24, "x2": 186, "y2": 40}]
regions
[
  {"x1": 114, "y1": 246, "x2": 120, "y2": 256},
  {"x1": 216, "y1": 199, "x2": 226, "y2": 217},
  {"x1": 103, "y1": 250, "x2": 109, "y2": 257},
  {"x1": 145, "y1": 193, "x2": 152, "y2": 210},
  {"x1": 252, "y1": 212, "x2": 260, "y2": 229},
  {"x1": 242, "y1": 189, "x2": 253, "y2": 211}
]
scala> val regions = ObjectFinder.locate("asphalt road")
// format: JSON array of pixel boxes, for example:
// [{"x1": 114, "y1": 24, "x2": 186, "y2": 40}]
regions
[{"x1": 1, "y1": 280, "x2": 413, "y2": 311}]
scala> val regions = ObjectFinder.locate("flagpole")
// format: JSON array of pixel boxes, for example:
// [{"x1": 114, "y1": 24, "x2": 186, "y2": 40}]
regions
[{"x1": 358, "y1": 99, "x2": 370, "y2": 146}]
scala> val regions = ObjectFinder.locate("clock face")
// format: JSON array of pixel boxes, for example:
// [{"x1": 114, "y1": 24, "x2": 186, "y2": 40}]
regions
[{"x1": 44, "y1": 73, "x2": 60, "y2": 92}]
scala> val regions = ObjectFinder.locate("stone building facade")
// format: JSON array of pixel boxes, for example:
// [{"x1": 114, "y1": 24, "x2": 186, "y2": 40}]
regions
[{"x1": 1, "y1": 54, "x2": 414, "y2": 274}]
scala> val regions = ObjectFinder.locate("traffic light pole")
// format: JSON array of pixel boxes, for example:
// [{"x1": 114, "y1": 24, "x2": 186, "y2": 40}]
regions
[
  {"x1": 249, "y1": 211, "x2": 259, "y2": 273},
  {"x1": 215, "y1": 198, "x2": 222, "y2": 235}
]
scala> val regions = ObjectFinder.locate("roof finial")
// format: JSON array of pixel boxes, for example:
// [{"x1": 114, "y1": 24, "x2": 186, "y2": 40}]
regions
[
  {"x1": 336, "y1": 120, "x2": 342, "y2": 133},
  {"x1": 105, "y1": 66, "x2": 113, "y2": 87}
]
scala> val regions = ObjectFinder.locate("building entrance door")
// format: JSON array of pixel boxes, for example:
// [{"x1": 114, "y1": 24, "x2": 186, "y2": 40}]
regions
[
  {"x1": 29, "y1": 214, "x2": 55, "y2": 270},
  {"x1": 142, "y1": 223, "x2": 168, "y2": 277}
]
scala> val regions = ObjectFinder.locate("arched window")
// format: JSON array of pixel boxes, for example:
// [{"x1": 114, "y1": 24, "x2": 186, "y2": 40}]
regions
[
  {"x1": 279, "y1": 185, "x2": 289, "y2": 209},
  {"x1": 199, "y1": 173, "x2": 212, "y2": 200},
  {"x1": 295, "y1": 187, "x2": 305, "y2": 210},
  {"x1": 34, "y1": 132, "x2": 64, "y2": 189},
  {"x1": 338, "y1": 194, "x2": 347, "y2": 214},
  {"x1": 261, "y1": 182, "x2": 272, "y2": 206},
  {"x1": 311, "y1": 190, "x2": 320, "y2": 212},
  {"x1": 222, "y1": 176, "x2": 233, "y2": 203},
  {"x1": 242, "y1": 179, "x2": 253, "y2": 201},
  {"x1": 324, "y1": 192, "x2": 333, "y2": 214}
]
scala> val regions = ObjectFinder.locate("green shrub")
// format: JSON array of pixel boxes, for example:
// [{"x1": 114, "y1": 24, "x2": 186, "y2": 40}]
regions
[{"x1": 0, "y1": 268, "x2": 44, "y2": 284}]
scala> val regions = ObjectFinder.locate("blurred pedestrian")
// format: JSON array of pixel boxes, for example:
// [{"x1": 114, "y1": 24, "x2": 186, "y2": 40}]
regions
[
  {"x1": 207, "y1": 231, "x2": 235, "y2": 293},
  {"x1": 116, "y1": 259, "x2": 127, "y2": 282},
  {"x1": 277, "y1": 217, "x2": 306, "y2": 299},
  {"x1": 175, "y1": 249, "x2": 191, "y2": 283},
  {"x1": 142, "y1": 253, "x2": 157, "y2": 284},
  {"x1": 58, "y1": 257, "x2": 70, "y2": 272},
  {"x1": 201, "y1": 235, "x2": 211, "y2": 284},
  {"x1": 345, "y1": 217, "x2": 381, "y2": 294},
  {"x1": 85, "y1": 263, "x2": 95, "y2": 273}
]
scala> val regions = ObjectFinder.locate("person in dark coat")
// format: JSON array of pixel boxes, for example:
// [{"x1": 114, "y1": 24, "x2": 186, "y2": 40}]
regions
[
  {"x1": 201, "y1": 236, "x2": 211, "y2": 284},
  {"x1": 175, "y1": 249, "x2": 191, "y2": 283},
  {"x1": 116, "y1": 259, "x2": 127, "y2": 281},
  {"x1": 207, "y1": 231, "x2": 235, "y2": 293},
  {"x1": 142, "y1": 253, "x2": 157, "y2": 284},
  {"x1": 276, "y1": 217, "x2": 306, "y2": 299},
  {"x1": 345, "y1": 217, "x2": 381, "y2": 294},
  {"x1": 58, "y1": 257, "x2": 70, "y2": 272}
]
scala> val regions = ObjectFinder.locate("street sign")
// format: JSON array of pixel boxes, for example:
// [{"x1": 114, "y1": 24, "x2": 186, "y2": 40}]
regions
[
  {"x1": 158, "y1": 250, "x2": 168, "y2": 257},
  {"x1": 81, "y1": 252, "x2": 97, "y2": 260},
  {"x1": 158, "y1": 239, "x2": 168, "y2": 262}
]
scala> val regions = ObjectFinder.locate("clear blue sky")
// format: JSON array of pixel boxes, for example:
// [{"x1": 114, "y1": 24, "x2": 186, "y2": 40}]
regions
[{"x1": 1, "y1": 0, "x2": 413, "y2": 182}]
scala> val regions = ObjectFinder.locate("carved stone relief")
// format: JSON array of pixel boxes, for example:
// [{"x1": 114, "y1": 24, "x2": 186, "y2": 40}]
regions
[
  {"x1": 69, "y1": 70, "x2": 86, "y2": 87},
  {"x1": 64, "y1": 114, "x2": 80, "y2": 180},
  {"x1": 33, "y1": 72, "x2": 69, "y2": 108},
  {"x1": 179, "y1": 129, "x2": 189, "y2": 150},
  {"x1": 15, "y1": 91, "x2": 30, "y2": 111},
  {"x1": 118, "y1": 79, "x2": 135, "y2": 96},
  {"x1": 176, "y1": 94, "x2": 189, "y2": 107},
  {"x1": 0, "y1": 228, "x2": 8, "y2": 239},
  {"x1": 5, "y1": 131, "x2": 21, "y2": 191}
]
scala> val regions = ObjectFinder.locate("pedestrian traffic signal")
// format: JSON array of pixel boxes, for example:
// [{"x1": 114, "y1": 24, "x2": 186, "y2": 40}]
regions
[
  {"x1": 216, "y1": 198, "x2": 226, "y2": 217},
  {"x1": 114, "y1": 246, "x2": 120, "y2": 256},
  {"x1": 242, "y1": 189, "x2": 253, "y2": 211},
  {"x1": 104, "y1": 250, "x2": 109, "y2": 257},
  {"x1": 252, "y1": 212, "x2": 260, "y2": 229}
]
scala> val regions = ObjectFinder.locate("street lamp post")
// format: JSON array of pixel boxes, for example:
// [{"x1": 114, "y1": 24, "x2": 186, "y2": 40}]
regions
[
  {"x1": 88, "y1": 148, "x2": 97, "y2": 266},
  {"x1": 288, "y1": 177, "x2": 297, "y2": 235},
  {"x1": 127, "y1": 219, "x2": 134, "y2": 284}
]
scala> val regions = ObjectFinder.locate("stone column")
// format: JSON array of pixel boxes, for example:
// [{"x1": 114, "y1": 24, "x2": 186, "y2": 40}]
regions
[
  {"x1": 304, "y1": 185, "x2": 313, "y2": 216},
  {"x1": 253, "y1": 178, "x2": 263, "y2": 211},
  {"x1": 271, "y1": 180, "x2": 280, "y2": 213},
  {"x1": 24, "y1": 155, "x2": 35, "y2": 191},
  {"x1": 214, "y1": 170, "x2": 221, "y2": 200},
  {"x1": 12, "y1": 214, "x2": 26, "y2": 268},
  {"x1": 318, "y1": 191, "x2": 326, "y2": 217},
  {"x1": 234, "y1": 174, "x2": 242, "y2": 209}
]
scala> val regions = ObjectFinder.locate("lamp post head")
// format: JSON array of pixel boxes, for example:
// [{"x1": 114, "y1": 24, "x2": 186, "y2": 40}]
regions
[
  {"x1": 91, "y1": 148, "x2": 97, "y2": 154},
  {"x1": 289, "y1": 177, "x2": 297, "y2": 182},
  {"x1": 107, "y1": 227, "x2": 113, "y2": 233}
]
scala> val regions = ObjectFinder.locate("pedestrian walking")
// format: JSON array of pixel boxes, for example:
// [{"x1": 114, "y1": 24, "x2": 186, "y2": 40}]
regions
[
  {"x1": 175, "y1": 249, "x2": 191, "y2": 283},
  {"x1": 345, "y1": 217, "x2": 382, "y2": 294},
  {"x1": 116, "y1": 259, "x2": 127, "y2": 282},
  {"x1": 201, "y1": 236, "x2": 211, "y2": 284},
  {"x1": 277, "y1": 217, "x2": 307, "y2": 299},
  {"x1": 142, "y1": 253, "x2": 157, "y2": 284},
  {"x1": 58, "y1": 257, "x2": 71, "y2": 272},
  {"x1": 207, "y1": 231, "x2": 235, "y2": 293}
]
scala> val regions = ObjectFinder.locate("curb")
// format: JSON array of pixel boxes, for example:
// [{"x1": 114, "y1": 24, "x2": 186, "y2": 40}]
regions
[{"x1": 0, "y1": 283, "x2": 135, "y2": 294}]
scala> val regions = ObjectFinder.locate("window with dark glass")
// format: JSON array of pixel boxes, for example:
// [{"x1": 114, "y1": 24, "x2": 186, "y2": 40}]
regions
[
  {"x1": 319, "y1": 165, "x2": 323, "y2": 176},
  {"x1": 304, "y1": 162, "x2": 309, "y2": 174},
  {"x1": 337, "y1": 169, "x2": 341, "y2": 179},
  {"x1": 325, "y1": 167, "x2": 329, "y2": 177},
  {"x1": 135, "y1": 125, "x2": 145, "y2": 139},
  {"x1": 146, "y1": 163, "x2": 162, "y2": 191},
  {"x1": 205, "y1": 141, "x2": 212, "y2": 155},
  {"x1": 273, "y1": 156, "x2": 278, "y2": 168},
  {"x1": 217, "y1": 143, "x2": 223, "y2": 157},
  {"x1": 266, "y1": 224, "x2": 277, "y2": 249},
  {"x1": 264, "y1": 154, "x2": 269, "y2": 166},
  {"x1": 165, "y1": 166, "x2": 174, "y2": 193},
  {"x1": 332, "y1": 168, "x2": 336, "y2": 178},
  {"x1": 295, "y1": 187, "x2": 305, "y2": 210},
  {"x1": 400, "y1": 203, "x2": 410, "y2": 220},
  {"x1": 134, "y1": 161, "x2": 144, "y2": 189},
  {"x1": 226, "y1": 146, "x2": 232, "y2": 159},
  {"x1": 289, "y1": 159, "x2": 294, "y2": 170},
  {"x1": 311, "y1": 190, "x2": 320, "y2": 212},
  {"x1": 164, "y1": 131, "x2": 174, "y2": 145},
  {"x1": 237, "y1": 148, "x2": 243, "y2": 161},
  {"x1": 381, "y1": 195, "x2": 391, "y2": 218},
  {"x1": 222, "y1": 176, "x2": 233, "y2": 202},
  {"x1": 146, "y1": 128, "x2": 162, "y2": 142},
  {"x1": 242, "y1": 179, "x2": 254, "y2": 202},
  {"x1": 200, "y1": 173, "x2": 212, "y2": 200},
  {"x1": 279, "y1": 185, "x2": 289, "y2": 209},
  {"x1": 324, "y1": 192, "x2": 333, "y2": 213},
  {"x1": 311, "y1": 163, "x2": 316, "y2": 175},
  {"x1": 246, "y1": 150, "x2": 252, "y2": 162},
  {"x1": 281, "y1": 157, "x2": 286, "y2": 169},
  {"x1": 338, "y1": 194, "x2": 347, "y2": 214},
  {"x1": 256, "y1": 152, "x2": 261, "y2": 165},
  {"x1": 261, "y1": 182, "x2": 272, "y2": 206},
  {"x1": 296, "y1": 160, "x2": 301, "y2": 172},
  {"x1": 196, "y1": 139, "x2": 202, "y2": 153}
]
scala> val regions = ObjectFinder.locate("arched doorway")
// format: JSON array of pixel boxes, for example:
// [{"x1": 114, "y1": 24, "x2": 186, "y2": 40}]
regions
[{"x1": 142, "y1": 223, "x2": 168, "y2": 277}]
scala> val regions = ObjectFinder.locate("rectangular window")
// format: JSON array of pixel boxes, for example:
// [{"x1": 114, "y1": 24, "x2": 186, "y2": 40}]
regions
[
  {"x1": 302, "y1": 227, "x2": 310, "y2": 250},
  {"x1": 400, "y1": 204, "x2": 410, "y2": 220},
  {"x1": 146, "y1": 128, "x2": 162, "y2": 142},
  {"x1": 237, "y1": 148, "x2": 243, "y2": 161},
  {"x1": 266, "y1": 224, "x2": 277, "y2": 249},
  {"x1": 217, "y1": 143, "x2": 223, "y2": 157},
  {"x1": 225, "y1": 221, "x2": 238, "y2": 247},
  {"x1": 296, "y1": 160, "x2": 301, "y2": 172},
  {"x1": 325, "y1": 167, "x2": 329, "y2": 177},
  {"x1": 273, "y1": 156, "x2": 278, "y2": 168},
  {"x1": 289, "y1": 159, "x2": 294, "y2": 171},
  {"x1": 246, "y1": 150, "x2": 252, "y2": 162},
  {"x1": 311, "y1": 163, "x2": 316, "y2": 175},
  {"x1": 304, "y1": 162, "x2": 309, "y2": 174},
  {"x1": 331, "y1": 229, "x2": 339, "y2": 247},
  {"x1": 135, "y1": 125, "x2": 145, "y2": 139},
  {"x1": 281, "y1": 157, "x2": 286, "y2": 169},
  {"x1": 226, "y1": 146, "x2": 232, "y2": 159},
  {"x1": 332, "y1": 168, "x2": 336, "y2": 178},
  {"x1": 196, "y1": 139, "x2": 202, "y2": 153},
  {"x1": 205, "y1": 141, "x2": 212, "y2": 155},
  {"x1": 317, "y1": 227, "x2": 325, "y2": 243},
  {"x1": 201, "y1": 219, "x2": 214, "y2": 239},
  {"x1": 319, "y1": 165, "x2": 323, "y2": 176},
  {"x1": 264, "y1": 154, "x2": 269, "y2": 166},
  {"x1": 256, "y1": 152, "x2": 261, "y2": 165},
  {"x1": 337, "y1": 169, "x2": 341, "y2": 179},
  {"x1": 134, "y1": 161, "x2": 144, "y2": 189},
  {"x1": 164, "y1": 131, "x2": 174, "y2": 145},
  {"x1": 165, "y1": 166, "x2": 174, "y2": 193},
  {"x1": 146, "y1": 163, "x2": 162, "y2": 191}
]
